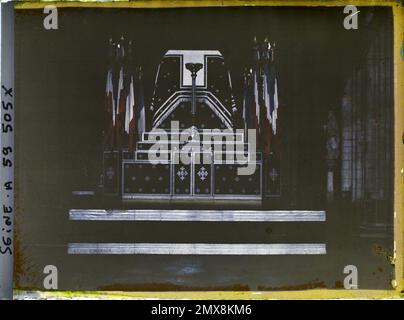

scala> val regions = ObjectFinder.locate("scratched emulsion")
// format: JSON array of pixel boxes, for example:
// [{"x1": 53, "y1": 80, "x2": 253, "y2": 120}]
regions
[{"x1": 14, "y1": 6, "x2": 394, "y2": 290}]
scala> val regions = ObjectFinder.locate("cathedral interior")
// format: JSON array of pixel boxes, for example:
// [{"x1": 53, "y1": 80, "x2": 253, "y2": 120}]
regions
[{"x1": 14, "y1": 6, "x2": 395, "y2": 290}]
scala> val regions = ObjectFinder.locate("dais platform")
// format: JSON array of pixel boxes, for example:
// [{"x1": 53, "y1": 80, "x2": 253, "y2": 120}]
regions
[{"x1": 103, "y1": 129, "x2": 263, "y2": 202}]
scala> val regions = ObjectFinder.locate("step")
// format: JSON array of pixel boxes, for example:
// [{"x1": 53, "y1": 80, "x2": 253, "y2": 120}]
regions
[
  {"x1": 69, "y1": 209, "x2": 326, "y2": 222},
  {"x1": 136, "y1": 140, "x2": 249, "y2": 152},
  {"x1": 143, "y1": 130, "x2": 244, "y2": 143},
  {"x1": 68, "y1": 243, "x2": 326, "y2": 255},
  {"x1": 134, "y1": 150, "x2": 262, "y2": 161}
]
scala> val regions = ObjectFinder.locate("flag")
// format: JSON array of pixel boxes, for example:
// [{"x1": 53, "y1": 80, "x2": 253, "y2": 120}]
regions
[
  {"x1": 242, "y1": 70, "x2": 250, "y2": 140},
  {"x1": 262, "y1": 41, "x2": 271, "y2": 123},
  {"x1": 261, "y1": 41, "x2": 280, "y2": 132},
  {"x1": 262, "y1": 40, "x2": 281, "y2": 195},
  {"x1": 261, "y1": 39, "x2": 273, "y2": 158},
  {"x1": 115, "y1": 67, "x2": 126, "y2": 146},
  {"x1": 272, "y1": 77, "x2": 279, "y2": 134},
  {"x1": 124, "y1": 76, "x2": 134, "y2": 135},
  {"x1": 267, "y1": 44, "x2": 279, "y2": 135},
  {"x1": 136, "y1": 67, "x2": 146, "y2": 141},
  {"x1": 242, "y1": 68, "x2": 260, "y2": 145},
  {"x1": 127, "y1": 75, "x2": 136, "y2": 154},
  {"x1": 104, "y1": 69, "x2": 115, "y2": 146},
  {"x1": 251, "y1": 38, "x2": 261, "y2": 143},
  {"x1": 253, "y1": 69, "x2": 260, "y2": 131}
]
